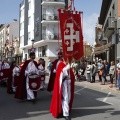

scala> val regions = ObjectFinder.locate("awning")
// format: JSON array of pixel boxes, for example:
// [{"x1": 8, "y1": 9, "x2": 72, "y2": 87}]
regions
[{"x1": 94, "y1": 42, "x2": 112, "y2": 55}]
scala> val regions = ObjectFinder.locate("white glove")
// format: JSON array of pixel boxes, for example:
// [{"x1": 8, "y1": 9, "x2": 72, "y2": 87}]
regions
[{"x1": 53, "y1": 69, "x2": 56, "y2": 73}]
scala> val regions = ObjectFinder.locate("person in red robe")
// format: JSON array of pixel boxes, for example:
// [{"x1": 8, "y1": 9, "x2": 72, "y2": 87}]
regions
[
  {"x1": 47, "y1": 51, "x2": 63, "y2": 92},
  {"x1": 15, "y1": 52, "x2": 38, "y2": 103},
  {"x1": 50, "y1": 60, "x2": 75, "y2": 120},
  {"x1": 7, "y1": 61, "x2": 16, "y2": 94}
]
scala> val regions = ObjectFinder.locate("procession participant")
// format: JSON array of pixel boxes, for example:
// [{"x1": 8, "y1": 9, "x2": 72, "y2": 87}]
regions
[
  {"x1": 38, "y1": 58, "x2": 46, "y2": 90},
  {"x1": 47, "y1": 51, "x2": 63, "y2": 92},
  {"x1": 1, "y1": 59, "x2": 10, "y2": 86},
  {"x1": 15, "y1": 52, "x2": 39, "y2": 102},
  {"x1": 50, "y1": 59, "x2": 75, "y2": 120},
  {"x1": 7, "y1": 61, "x2": 21, "y2": 93},
  {"x1": 2, "y1": 59, "x2": 10, "y2": 70}
]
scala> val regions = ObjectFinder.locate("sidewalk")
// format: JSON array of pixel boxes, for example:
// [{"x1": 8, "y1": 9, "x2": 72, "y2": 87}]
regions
[{"x1": 75, "y1": 75, "x2": 120, "y2": 93}]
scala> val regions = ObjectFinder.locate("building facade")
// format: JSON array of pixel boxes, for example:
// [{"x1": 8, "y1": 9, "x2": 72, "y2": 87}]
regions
[
  {"x1": 20, "y1": 0, "x2": 70, "y2": 63},
  {"x1": 0, "y1": 21, "x2": 20, "y2": 63},
  {"x1": 95, "y1": 0, "x2": 120, "y2": 62}
]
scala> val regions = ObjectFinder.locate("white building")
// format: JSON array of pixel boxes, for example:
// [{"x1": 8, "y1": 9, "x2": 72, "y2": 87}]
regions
[{"x1": 20, "y1": 0, "x2": 70, "y2": 63}]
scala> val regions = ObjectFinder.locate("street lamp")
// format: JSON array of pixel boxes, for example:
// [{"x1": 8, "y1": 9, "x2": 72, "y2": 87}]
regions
[
  {"x1": 31, "y1": 39, "x2": 35, "y2": 53},
  {"x1": 31, "y1": 39, "x2": 35, "y2": 48}
]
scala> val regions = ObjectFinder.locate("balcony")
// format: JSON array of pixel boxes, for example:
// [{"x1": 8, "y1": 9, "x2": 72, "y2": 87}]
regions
[
  {"x1": 42, "y1": 33, "x2": 61, "y2": 40},
  {"x1": 99, "y1": 32, "x2": 108, "y2": 45},
  {"x1": 104, "y1": 17, "x2": 115, "y2": 38},
  {"x1": 41, "y1": 14, "x2": 59, "y2": 24},
  {"x1": 41, "y1": 0, "x2": 65, "y2": 6}
]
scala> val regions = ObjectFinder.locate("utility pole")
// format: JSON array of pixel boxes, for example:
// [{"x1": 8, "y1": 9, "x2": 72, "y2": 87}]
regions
[{"x1": 114, "y1": 19, "x2": 117, "y2": 87}]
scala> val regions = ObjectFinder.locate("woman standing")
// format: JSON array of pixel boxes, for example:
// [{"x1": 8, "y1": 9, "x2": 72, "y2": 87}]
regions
[{"x1": 109, "y1": 61, "x2": 115, "y2": 88}]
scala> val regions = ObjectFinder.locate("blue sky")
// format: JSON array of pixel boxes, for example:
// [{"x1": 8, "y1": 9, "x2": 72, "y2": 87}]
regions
[{"x1": 0, "y1": 0, "x2": 102, "y2": 44}]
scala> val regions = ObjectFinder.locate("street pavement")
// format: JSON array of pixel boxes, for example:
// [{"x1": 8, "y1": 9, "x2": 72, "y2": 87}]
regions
[
  {"x1": 0, "y1": 75, "x2": 120, "y2": 120},
  {"x1": 77, "y1": 74, "x2": 120, "y2": 94}
]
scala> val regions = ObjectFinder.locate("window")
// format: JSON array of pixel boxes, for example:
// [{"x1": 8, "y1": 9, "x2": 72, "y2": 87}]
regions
[
  {"x1": 28, "y1": 32, "x2": 31, "y2": 40},
  {"x1": 20, "y1": 22, "x2": 24, "y2": 30},
  {"x1": 28, "y1": 17, "x2": 31, "y2": 25},
  {"x1": 20, "y1": 8, "x2": 24, "y2": 17},
  {"x1": 38, "y1": 45, "x2": 47, "y2": 57},
  {"x1": 20, "y1": 35, "x2": 24, "y2": 45},
  {"x1": 28, "y1": 1, "x2": 31, "y2": 10}
]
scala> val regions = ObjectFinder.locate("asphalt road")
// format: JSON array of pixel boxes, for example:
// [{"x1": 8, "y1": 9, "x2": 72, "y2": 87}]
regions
[{"x1": 0, "y1": 78, "x2": 120, "y2": 120}]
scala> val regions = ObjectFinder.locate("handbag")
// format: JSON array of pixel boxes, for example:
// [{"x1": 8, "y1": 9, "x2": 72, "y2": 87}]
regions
[{"x1": 99, "y1": 70, "x2": 103, "y2": 76}]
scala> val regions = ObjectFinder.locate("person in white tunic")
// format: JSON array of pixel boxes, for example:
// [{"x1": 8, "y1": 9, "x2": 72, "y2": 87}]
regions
[
  {"x1": 15, "y1": 52, "x2": 39, "y2": 102},
  {"x1": 12, "y1": 61, "x2": 21, "y2": 92},
  {"x1": 38, "y1": 58, "x2": 46, "y2": 90},
  {"x1": 2, "y1": 59, "x2": 10, "y2": 70}
]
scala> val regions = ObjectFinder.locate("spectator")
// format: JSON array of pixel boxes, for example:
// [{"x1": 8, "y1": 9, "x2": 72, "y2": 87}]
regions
[
  {"x1": 97, "y1": 59, "x2": 102, "y2": 82},
  {"x1": 47, "y1": 59, "x2": 52, "y2": 75},
  {"x1": 86, "y1": 61, "x2": 91, "y2": 82},
  {"x1": 100, "y1": 61, "x2": 106, "y2": 85},
  {"x1": 109, "y1": 61, "x2": 115, "y2": 88},
  {"x1": 91, "y1": 61, "x2": 97, "y2": 83}
]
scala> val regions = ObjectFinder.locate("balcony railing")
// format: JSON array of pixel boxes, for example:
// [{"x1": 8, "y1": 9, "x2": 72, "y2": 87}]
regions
[
  {"x1": 42, "y1": 33, "x2": 61, "y2": 40},
  {"x1": 42, "y1": 14, "x2": 58, "y2": 21}
]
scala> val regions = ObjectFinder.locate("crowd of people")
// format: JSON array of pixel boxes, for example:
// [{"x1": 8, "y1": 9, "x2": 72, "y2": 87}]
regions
[
  {"x1": 70, "y1": 59, "x2": 120, "y2": 90},
  {"x1": 0, "y1": 51, "x2": 75, "y2": 120}
]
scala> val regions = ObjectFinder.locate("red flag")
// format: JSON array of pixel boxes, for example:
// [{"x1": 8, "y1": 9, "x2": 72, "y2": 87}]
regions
[{"x1": 58, "y1": 10, "x2": 83, "y2": 63}]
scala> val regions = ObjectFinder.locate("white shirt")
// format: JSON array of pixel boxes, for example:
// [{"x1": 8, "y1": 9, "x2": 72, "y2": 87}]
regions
[
  {"x1": 25, "y1": 61, "x2": 38, "y2": 76},
  {"x1": 13, "y1": 66, "x2": 20, "y2": 76},
  {"x1": 2, "y1": 62, "x2": 10, "y2": 69}
]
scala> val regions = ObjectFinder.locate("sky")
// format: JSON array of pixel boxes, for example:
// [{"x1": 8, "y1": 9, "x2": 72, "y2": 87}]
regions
[{"x1": 0, "y1": 0, "x2": 102, "y2": 45}]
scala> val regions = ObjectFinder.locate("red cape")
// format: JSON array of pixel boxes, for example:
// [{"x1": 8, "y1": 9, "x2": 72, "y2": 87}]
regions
[
  {"x1": 15, "y1": 60, "x2": 38, "y2": 100},
  {"x1": 47, "y1": 59, "x2": 59, "y2": 92},
  {"x1": 19, "y1": 62, "x2": 25, "y2": 69},
  {"x1": 50, "y1": 62, "x2": 75, "y2": 118},
  {"x1": 7, "y1": 66, "x2": 14, "y2": 93}
]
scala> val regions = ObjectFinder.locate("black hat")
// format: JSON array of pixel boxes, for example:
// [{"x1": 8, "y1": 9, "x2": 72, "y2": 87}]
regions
[
  {"x1": 29, "y1": 52, "x2": 35, "y2": 56},
  {"x1": 58, "y1": 51, "x2": 63, "y2": 56}
]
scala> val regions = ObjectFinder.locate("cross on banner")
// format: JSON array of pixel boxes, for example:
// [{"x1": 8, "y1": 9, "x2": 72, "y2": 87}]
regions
[
  {"x1": 64, "y1": 23, "x2": 80, "y2": 51},
  {"x1": 58, "y1": 9, "x2": 83, "y2": 63}
]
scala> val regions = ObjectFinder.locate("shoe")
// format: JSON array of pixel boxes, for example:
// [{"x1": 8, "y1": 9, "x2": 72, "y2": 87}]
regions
[
  {"x1": 31, "y1": 99, "x2": 36, "y2": 104},
  {"x1": 64, "y1": 116, "x2": 71, "y2": 120}
]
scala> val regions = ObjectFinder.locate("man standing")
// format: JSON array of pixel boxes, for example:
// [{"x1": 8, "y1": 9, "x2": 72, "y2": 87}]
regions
[
  {"x1": 47, "y1": 51, "x2": 63, "y2": 92},
  {"x1": 50, "y1": 60, "x2": 75, "y2": 120},
  {"x1": 15, "y1": 52, "x2": 39, "y2": 102}
]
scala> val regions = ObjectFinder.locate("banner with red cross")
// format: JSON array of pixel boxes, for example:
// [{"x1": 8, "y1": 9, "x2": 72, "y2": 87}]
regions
[{"x1": 58, "y1": 9, "x2": 83, "y2": 63}]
